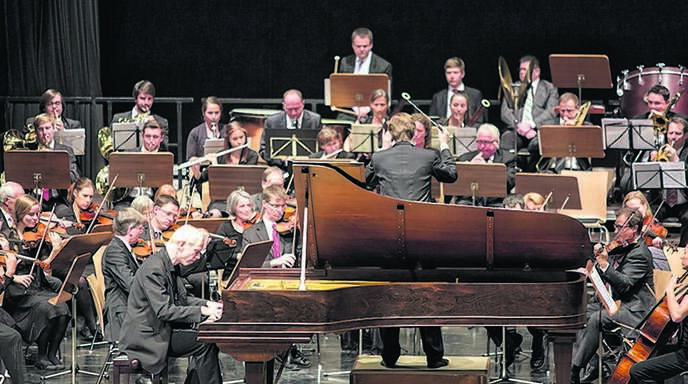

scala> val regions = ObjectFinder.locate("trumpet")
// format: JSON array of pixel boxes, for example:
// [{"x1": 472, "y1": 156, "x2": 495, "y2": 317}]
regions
[
  {"x1": 656, "y1": 140, "x2": 676, "y2": 162},
  {"x1": 466, "y1": 99, "x2": 491, "y2": 128},
  {"x1": 401, "y1": 92, "x2": 446, "y2": 133},
  {"x1": 333, "y1": 55, "x2": 340, "y2": 73}
]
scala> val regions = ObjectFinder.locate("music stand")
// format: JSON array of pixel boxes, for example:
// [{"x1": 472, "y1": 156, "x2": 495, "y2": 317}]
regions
[
  {"x1": 4, "y1": 150, "x2": 71, "y2": 191},
  {"x1": 633, "y1": 162, "x2": 688, "y2": 190},
  {"x1": 444, "y1": 163, "x2": 507, "y2": 206},
  {"x1": 207, "y1": 165, "x2": 267, "y2": 200},
  {"x1": 515, "y1": 173, "x2": 582, "y2": 210},
  {"x1": 537, "y1": 125, "x2": 605, "y2": 171},
  {"x1": 432, "y1": 127, "x2": 477, "y2": 157},
  {"x1": 43, "y1": 232, "x2": 113, "y2": 382},
  {"x1": 265, "y1": 129, "x2": 319, "y2": 158},
  {"x1": 112, "y1": 121, "x2": 143, "y2": 151},
  {"x1": 203, "y1": 138, "x2": 225, "y2": 156},
  {"x1": 549, "y1": 54, "x2": 612, "y2": 100},
  {"x1": 108, "y1": 152, "x2": 173, "y2": 188},
  {"x1": 629, "y1": 119, "x2": 661, "y2": 149},
  {"x1": 54, "y1": 129, "x2": 86, "y2": 156},
  {"x1": 327, "y1": 73, "x2": 390, "y2": 108},
  {"x1": 348, "y1": 124, "x2": 382, "y2": 153}
]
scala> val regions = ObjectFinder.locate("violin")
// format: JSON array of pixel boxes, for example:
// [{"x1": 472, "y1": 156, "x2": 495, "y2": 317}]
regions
[
  {"x1": 79, "y1": 203, "x2": 116, "y2": 226},
  {"x1": 132, "y1": 239, "x2": 166, "y2": 260},
  {"x1": 163, "y1": 223, "x2": 237, "y2": 247},
  {"x1": 275, "y1": 201, "x2": 298, "y2": 235},
  {"x1": 22, "y1": 222, "x2": 68, "y2": 247}
]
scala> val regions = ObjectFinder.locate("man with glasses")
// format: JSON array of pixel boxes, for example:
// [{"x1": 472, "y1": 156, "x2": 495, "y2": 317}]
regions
[
  {"x1": 140, "y1": 194, "x2": 180, "y2": 242},
  {"x1": 453, "y1": 124, "x2": 516, "y2": 206},
  {"x1": 24, "y1": 89, "x2": 82, "y2": 134},
  {"x1": 571, "y1": 207, "x2": 655, "y2": 384}
]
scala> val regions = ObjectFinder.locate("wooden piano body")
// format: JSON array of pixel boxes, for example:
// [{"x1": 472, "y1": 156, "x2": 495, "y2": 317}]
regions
[{"x1": 198, "y1": 162, "x2": 592, "y2": 384}]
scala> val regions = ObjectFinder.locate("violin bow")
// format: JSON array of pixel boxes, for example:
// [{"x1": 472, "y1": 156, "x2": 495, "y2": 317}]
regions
[
  {"x1": 640, "y1": 200, "x2": 664, "y2": 239},
  {"x1": 542, "y1": 191, "x2": 553, "y2": 210},
  {"x1": 184, "y1": 176, "x2": 197, "y2": 225},
  {"x1": 29, "y1": 204, "x2": 56, "y2": 276},
  {"x1": 86, "y1": 174, "x2": 119, "y2": 234}
]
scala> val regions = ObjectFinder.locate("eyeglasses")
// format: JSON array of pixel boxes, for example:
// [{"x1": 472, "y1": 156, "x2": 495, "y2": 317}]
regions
[
  {"x1": 476, "y1": 140, "x2": 495, "y2": 145},
  {"x1": 266, "y1": 201, "x2": 286, "y2": 210},
  {"x1": 614, "y1": 224, "x2": 629, "y2": 230}
]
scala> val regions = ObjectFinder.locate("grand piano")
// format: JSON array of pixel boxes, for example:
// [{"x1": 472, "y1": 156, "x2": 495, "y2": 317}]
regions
[{"x1": 198, "y1": 162, "x2": 592, "y2": 384}]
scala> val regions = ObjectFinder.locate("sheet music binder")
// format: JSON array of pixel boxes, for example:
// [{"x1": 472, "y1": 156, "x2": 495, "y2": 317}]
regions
[{"x1": 54, "y1": 128, "x2": 86, "y2": 155}]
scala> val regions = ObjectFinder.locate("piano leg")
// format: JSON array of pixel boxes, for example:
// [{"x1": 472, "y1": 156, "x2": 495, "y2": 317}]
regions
[
  {"x1": 244, "y1": 359, "x2": 274, "y2": 384},
  {"x1": 549, "y1": 331, "x2": 577, "y2": 384}
]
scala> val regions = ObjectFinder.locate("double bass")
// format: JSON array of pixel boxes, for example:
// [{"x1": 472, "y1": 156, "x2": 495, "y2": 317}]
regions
[{"x1": 608, "y1": 272, "x2": 688, "y2": 384}]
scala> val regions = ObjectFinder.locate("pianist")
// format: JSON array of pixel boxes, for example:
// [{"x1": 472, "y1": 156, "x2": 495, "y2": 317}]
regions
[
  {"x1": 365, "y1": 112, "x2": 457, "y2": 368},
  {"x1": 571, "y1": 207, "x2": 655, "y2": 384}
]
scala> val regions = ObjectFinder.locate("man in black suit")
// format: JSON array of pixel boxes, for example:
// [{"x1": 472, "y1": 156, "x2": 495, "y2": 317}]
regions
[
  {"x1": 120, "y1": 225, "x2": 223, "y2": 384},
  {"x1": 455, "y1": 124, "x2": 516, "y2": 206},
  {"x1": 111, "y1": 80, "x2": 168, "y2": 131},
  {"x1": 102, "y1": 208, "x2": 146, "y2": 342},
  {"x1": 339, "y1": 27, "x2": 392, "y2": 80},
  {"x1": 570, "y1": 207, "x2": 655, "y2": 384},
  {"x1": 500, "y1": 55, "x2": 558, "y2": 171},
  {"x1": 365, "y1": 113, "x2": 457, "y2": 369},
  {"x1": 632, "y1": 84, "x2": 681, "y2": 120},
  {"x1": 260, "y1": 89, "x2": 322, "y2": 161},
  {"x1": 24, "y1": 89, "x2": 81, "y2": 135},
  {"x1": 429, "y1": 57, "x2": 484, "y2": 124},
  {"x1": 0, "y1": 182, "x2": 24, "y2": 241}
]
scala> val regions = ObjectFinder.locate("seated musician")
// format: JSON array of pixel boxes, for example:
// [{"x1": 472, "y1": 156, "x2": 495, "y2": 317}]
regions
[
  {"x1": 357, "y1": 88, "x2": 389, "y2": 125},
  {"x1": 102, "y1": 208, "x2": 146, "y2": 342},
  {"x1": 502, "y1": 193, "x2": 524, "y2": 210},
  {"x1": 632, "y1": 84, "x2": 682, "y2": 120},
  {"x1": 186, "y1": 96, "x2": 223, "y2": 160},
  {"x1": 308, "y1": 127, "x2": 356, "y2": 159},
  {"x1": 54, "y1": 177, "x2": 102, "y2": 340},
  {"x1": 259, "y1": 89, "x2": 322, "y2": 161},
  {"x1": 249, "y1": 166, "x2": 285, "y2": 214},
  {"x1": 430, "y1": 57, "x2": 484, "y2": 124},
  {"x1": 191, "y1": 121, "x2": 260, "y2": 191},
  {"x1": 140, "y1": 194, "x2": 179, "y2": 241},
  {"x1": 3, "y1": 195, "x2": 70, "y2": 371},
  {"x1": 410, "y1": 113, "x2": 433, "y2": 149},
  {"x1": 119, "y1": 225, "x2": 223, "y2": 384},
  {"x1": 439, "y1": 91, "x2": 469, "y2": 129},
  {"x1": 365, "y1": 112, "x2": 456, "y2": 368},
  {"x1": 242, "y1": 185, "x2": 298, "y2": 269},
  {"x1": 0, "y1": 251, "x2": 30, "y2": 384},
  {"x1": 624, "y1": 191, "x2": 671, "y2": 271},
  {"x1": 453, "y1": 124, "x2": 517, "y2": 206},
  {"x1": 571, "y1": 207, "x2": 655, "y2": 384},
  {"x1": 523, "y1": 192, "x2": 545, "y2": 211},
  {"x1": 24, "y1": 88, "x2": 81, "y2": 134},
  {"x1": 537, "y1": 92, "x2": 593, "y2": 173},
  {"x1": 33, "y1": 113, "x2": 80, "y2": 210},
  {"x1": 131, "y1": 195, "x2": 154, "y2": 216},
  {"x1": 628, "y1": 248, "x2": 688, "y2": 383},
  {"x1": 110, "y1": 80, "x2": 169, "y2": 143},
  {"x1": 648, "y1": 117, "x2": 688, "y2": 248},
  {"x1": 0, "y1": 182, "x2": 25, "y2": 243},
  {"x1": 500, "y1": 55, "x2": 558, "y2": 172}
]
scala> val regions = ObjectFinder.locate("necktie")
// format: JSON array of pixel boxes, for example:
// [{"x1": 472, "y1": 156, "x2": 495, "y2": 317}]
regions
[
  {"x1": 667, "y1": 188, "x2": 678, "y2": 207},
  {"x1": 452, "y1": 88, "x2": 459, "y2": 94},
  {"x1": 291, "y1": 120, "x2": 298, "y2": 130},
  {"x1": 356, "y1": 59, "x2": 364, "y2": 73},
  {"x1": 271, "y1": 224, "x2": 281, "y2": 259},
  {"x1": 42, "y1": 188, "x2": 51, "y2": 201},
  {"x1": 522, "y1": 89, "x2": 534, "y2": 125}
]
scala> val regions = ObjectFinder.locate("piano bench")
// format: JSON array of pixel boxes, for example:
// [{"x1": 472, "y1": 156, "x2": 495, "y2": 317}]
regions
[
  {"x1": 350, "y1": 355, "x2": 490, "y2": 384},
  {"x1": 112, "y1": 354, "x2": 167, "y2": 384}
]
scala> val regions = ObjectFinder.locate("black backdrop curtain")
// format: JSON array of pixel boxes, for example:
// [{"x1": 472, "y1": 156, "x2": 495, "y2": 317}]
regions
[{"x1": 2, "y1": 0, "x2": 101, "y2": 96}]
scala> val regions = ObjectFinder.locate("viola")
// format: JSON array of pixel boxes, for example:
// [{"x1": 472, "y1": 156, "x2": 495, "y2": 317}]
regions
[{"x1": 608, "y1": 272, "x2": 688, "y2": 384}]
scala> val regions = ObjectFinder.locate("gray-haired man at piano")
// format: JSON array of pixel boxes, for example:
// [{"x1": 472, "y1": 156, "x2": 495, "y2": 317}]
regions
[
  {"x1": 571, "y1": 207, "x2": 654, "y2": 384},
  {"x1": 365, "y1": 112, "x2": 457, "y2": 368}
]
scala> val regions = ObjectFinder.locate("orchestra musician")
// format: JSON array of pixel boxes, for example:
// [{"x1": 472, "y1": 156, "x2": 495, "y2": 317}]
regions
[
  {"x1": 0, "y1": 251, "x2": 30, "y2": 384},
  {"x1": 24, "y1": 89, "x2": 81, "y2": 134},
  {"x1": 650, "y1": 117, "x2": 688, "y2": 247},
  {"x1": 259, "y1": 89, "x2": 322, "y2": 161},
  {"x1": 429, "y1": 57, "x2": 484, "y2": 124},
  {"x1": 523, "y1": 192, "x2": 546, "y2": 211},
  {"x1": 453, "y1": 124, "x2": 516, "y2": 206},
  {"x1": 119, "y1": 225, "x2": 223, "y2": 384},
  {"x1": 628, "y1": 248, "x2": 688, "y2": 383},
  {"x1": 439, "y1": 91, "x2": 469, "y2": 129},
  {"x1": 500, "y1": 55, "x2": 558, "y2": 172},
  {"x1": 410, "y1": 113, "x2": 433, "y2": 149},
  {"x1": 624, "y1": 191, "x2": 671, "y2": 271},
  {"x1": 308, "y1": 127, "x2": 356, "y2": 159},
  {"x1": 186, "y1": 96, "x2": 223, "y2": 160},
  {"x1": 32, "y1": 113, "x2": 81, "y2": 210},
  {"x1": 0, "y1": 182, "x2": 25, "y2": 243},
  {"x1": 208, "y1": 189, "x2": 255, "y2": 281},
  {"x1": 502, "y1": 194, "x2": 525, "y2": 210},
  {"x1": 110, "y1": 80, "x2": 169, "y2": 142},
  {"x1": 131, "y1": 195, "x2": 154, "y2": 216},
  {"x1": 3, "y1": 195, "x2": 70, "y2": 371},
  {"x1": 571, "y1": 207, "x2": 655, "y2": 384},
  {"x1": 365, "y1": 112, "x2": 456, "y2": 369},
  {"x1": 102, "y1": 208, "x2": 146, "y2": 342},
  {"x1": 632, "y1": 84, "x2": 681, "y2": 120},
  {"x1": 249, "y1": 166, "x2": 285, "y2": 214},
  {"x1": 357, "y1": 88, "x2": 389, "y2": 126},
  {"x1": 140, "y1": 194, "x2": 179, "y2": 242},
  {"x1": 339, "y1": 27, "x2": 392, "y2": 79}
]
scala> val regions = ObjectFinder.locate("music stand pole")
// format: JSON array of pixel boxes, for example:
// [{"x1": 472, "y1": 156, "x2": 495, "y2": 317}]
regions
[{"x1": 490, "y1": 326, "x2": 541, "y2": 384}]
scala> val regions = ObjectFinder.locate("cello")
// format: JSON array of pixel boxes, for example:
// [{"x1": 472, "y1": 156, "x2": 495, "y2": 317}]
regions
[{"x1": 607, "y1": 271, "x2": 688, "y2": 384}]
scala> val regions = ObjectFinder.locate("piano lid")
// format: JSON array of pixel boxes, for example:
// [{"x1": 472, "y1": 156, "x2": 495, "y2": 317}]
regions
[{"x1": 293, "y1": 162, "x2": 592, "y2": 271}]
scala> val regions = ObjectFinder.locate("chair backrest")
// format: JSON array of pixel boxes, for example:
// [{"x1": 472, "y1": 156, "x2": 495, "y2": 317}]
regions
[
  {"x1": 559, "y1": 170, "x2": 609, "y2": 222},
  {"x1": 87, "y1": 245, "x2": 108, "y2": 335},
  {"x1": 653, "y1": 269, "x2": 673, "y2": 303}
]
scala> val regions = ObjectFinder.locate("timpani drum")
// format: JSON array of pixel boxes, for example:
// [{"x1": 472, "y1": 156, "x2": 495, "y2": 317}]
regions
[
  {"x1": 229, "y1": 108, "x2": 281, "y2": 153},
  {"x1": 618, "y1": 64, "x2": 688, "y2": 117}
]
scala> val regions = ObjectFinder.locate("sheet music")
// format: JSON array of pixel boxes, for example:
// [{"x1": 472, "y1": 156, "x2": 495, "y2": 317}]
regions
[{"x1": 589, "y1": 267, "x2": 618, "y2": 314}]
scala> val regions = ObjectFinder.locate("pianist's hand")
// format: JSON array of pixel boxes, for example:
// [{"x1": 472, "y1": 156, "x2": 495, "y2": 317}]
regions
[
  {"x1": 270, "y1": 253, "x2": 296, "y2": 268},
  {"x1": 201, "y1": 301, "x2": 223, "y2": 322}
]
